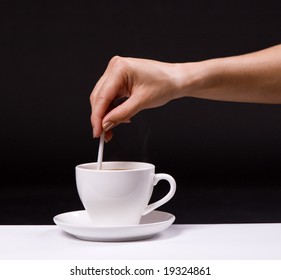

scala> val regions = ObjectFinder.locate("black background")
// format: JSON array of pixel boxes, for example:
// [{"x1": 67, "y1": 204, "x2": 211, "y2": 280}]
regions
[{"x1": 1, "y1": 0, "x2": 281, "y2": 224}]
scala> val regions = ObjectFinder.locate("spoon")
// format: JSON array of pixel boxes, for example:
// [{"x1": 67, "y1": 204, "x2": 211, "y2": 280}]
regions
[{"x1": 97, "y1": 131, "x2": 105, "y2": 170}]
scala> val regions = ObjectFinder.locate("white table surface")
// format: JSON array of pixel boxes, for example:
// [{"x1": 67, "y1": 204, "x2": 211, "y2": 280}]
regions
[{"x1": 0, "y1": 224, "x2": 281, "y2": 260}]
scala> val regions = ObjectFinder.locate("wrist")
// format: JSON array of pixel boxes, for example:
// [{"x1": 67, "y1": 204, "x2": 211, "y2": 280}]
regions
[{"x1": 172, "y1": 60, "x2": 214, "y2": 100}]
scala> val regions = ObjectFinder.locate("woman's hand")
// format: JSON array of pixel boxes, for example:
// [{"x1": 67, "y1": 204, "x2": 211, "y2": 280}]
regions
[{"x1": 90, "y1": 56, "x2": 183, "y2": 141}]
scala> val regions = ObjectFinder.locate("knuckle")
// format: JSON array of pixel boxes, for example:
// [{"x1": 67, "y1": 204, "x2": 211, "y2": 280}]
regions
[
  {"x1": 109, "y1": 55, "x2": 121, "y2": 64},
  {"x1": 110, "y1": 55, "x2": 129, "y2": 72},
  {"x1": 96, "y1": 87, "x2": 111, "y2": 103},
  {"x1": 89, "y1": 93, "x2": 95, "y2": 103}
]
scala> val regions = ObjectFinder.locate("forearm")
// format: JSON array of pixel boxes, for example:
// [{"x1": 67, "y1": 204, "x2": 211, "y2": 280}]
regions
[{"x1": 177, "y1": 44, "x2": 281, "y2": 104}]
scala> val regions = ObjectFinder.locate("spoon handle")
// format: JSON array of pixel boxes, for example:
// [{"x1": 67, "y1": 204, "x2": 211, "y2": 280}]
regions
[{"x1": 97, "y1": 131, "x2": 105, "y2": 170}]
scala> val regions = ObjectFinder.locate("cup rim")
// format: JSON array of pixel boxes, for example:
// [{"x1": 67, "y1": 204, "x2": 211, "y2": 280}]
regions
[{"x1": 76, "y1": 161, "x2": 155, "y2": 172}]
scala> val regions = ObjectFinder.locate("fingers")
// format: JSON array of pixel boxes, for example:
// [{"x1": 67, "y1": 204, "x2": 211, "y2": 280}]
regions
[
  {"x1": 90, "y1": 56, "x2": 128, "y2": 138},
  {"x1": 90, "y1": 66, "x2": 111, "y2": 137}
]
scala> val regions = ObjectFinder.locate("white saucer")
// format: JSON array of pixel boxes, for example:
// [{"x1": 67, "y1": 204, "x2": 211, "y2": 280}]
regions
[{"x1": 53, "y1": 210, "x2": 175, "y2": 242}]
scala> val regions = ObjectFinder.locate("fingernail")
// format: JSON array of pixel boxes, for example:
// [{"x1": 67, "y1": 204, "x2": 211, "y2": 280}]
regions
[
  {"x1": 103, "y1": 121, "x2": 115, "y2": 132},
  {"x1": 92, "y1": 128, "x2": 96, "y2": 138}
]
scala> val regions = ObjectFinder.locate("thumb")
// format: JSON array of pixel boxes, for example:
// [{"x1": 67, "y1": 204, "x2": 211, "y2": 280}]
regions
[{"x1": 102, "y1": 96, "x2": 141, "y2": 131}]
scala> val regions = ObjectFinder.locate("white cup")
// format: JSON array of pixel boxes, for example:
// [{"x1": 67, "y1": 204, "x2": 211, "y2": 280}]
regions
[{"x1": 75, "y1": 161, "x2": 176, "y2": 226}]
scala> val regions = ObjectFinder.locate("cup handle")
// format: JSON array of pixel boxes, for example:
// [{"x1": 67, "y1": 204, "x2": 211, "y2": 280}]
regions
[{"x1": 142, "y1": 173, "x2": 176, "y2": 216}]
